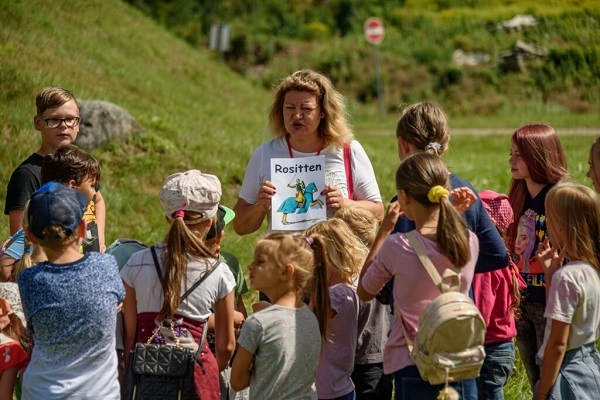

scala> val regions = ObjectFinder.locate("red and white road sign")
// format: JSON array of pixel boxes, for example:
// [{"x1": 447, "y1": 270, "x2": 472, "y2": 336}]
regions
[{"x1": 364, "y1": 17, "x2": 385, "y2": 45}]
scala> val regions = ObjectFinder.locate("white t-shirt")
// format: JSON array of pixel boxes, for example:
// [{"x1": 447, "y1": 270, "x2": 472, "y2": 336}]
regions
[
  {"x1": 239, "y1": 137, "x2": 382, "y2": 232},
  {"x1": 120, "y1": 243, "x2": 236, "y2": 320},
  {"x1": 537, "y1": 261, "x2": 600, "y2": 361}
]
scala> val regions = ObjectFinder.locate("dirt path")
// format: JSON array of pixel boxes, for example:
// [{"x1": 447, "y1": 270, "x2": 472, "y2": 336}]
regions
[
  {"x1": 363, "y1": 128, "x2": 600, "y2": 136},
  {"x1": 453, "y1": 128, "x2": 600, "y2": 136}
]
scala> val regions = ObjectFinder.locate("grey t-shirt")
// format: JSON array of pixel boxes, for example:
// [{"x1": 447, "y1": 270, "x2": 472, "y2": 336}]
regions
[
  {"x1": 237, "y1": 304, "x2": 320, "y2": 400},
  {"x1": 355, "y1": 298, "x2": 391, "y2": 364}
]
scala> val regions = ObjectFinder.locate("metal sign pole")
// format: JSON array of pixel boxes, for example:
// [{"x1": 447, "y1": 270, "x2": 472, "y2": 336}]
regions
[
  {"x1": 364, "y1": 17, "x2": 385, "y2": 120},
  {"x1": 372, "y1": 44, "x2": 384, "y2": 120}
]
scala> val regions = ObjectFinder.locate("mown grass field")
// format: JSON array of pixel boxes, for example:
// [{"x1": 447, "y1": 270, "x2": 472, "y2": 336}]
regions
[{"x1": 0, "y1": 1, "x2": 598, "y2": 398}]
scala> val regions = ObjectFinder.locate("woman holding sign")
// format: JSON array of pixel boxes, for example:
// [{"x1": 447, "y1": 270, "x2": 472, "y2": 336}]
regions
[{"x1": 233, "y1": 69, "x2": 383, "y2": 234}]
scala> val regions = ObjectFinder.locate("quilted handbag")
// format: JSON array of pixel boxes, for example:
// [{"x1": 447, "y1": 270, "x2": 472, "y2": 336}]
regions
[{"x1": 124, "y1": 342, "x2": 199, "y2": 400}]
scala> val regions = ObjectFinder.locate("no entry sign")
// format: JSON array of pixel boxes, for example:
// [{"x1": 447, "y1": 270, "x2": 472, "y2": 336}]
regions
[{"x1": 364, "y1": 17, "x2": 384, "y2": 45}]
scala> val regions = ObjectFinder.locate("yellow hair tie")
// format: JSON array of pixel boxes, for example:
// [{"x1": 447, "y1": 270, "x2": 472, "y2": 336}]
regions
[{"x1": 428, "y1": 185, "x2": 449, "y2": 203}]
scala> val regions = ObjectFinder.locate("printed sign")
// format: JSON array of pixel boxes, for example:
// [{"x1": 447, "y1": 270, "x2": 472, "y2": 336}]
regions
[{"x1": 270, "y1": 156, "x2": 326, "y2": 231}]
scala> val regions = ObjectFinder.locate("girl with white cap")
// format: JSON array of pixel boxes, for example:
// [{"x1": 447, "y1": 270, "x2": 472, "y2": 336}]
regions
[{"x1": 121, "y1": 169, "x2": 236, "y2": 400}]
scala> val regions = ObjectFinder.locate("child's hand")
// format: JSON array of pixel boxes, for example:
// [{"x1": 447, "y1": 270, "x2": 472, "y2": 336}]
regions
[
  {"x1": 451, "y1": 187, "x2": 476, "y2": 214},
  {"x1": 380, "y1": 201, "x2": 402, "y2": 234},
  {"x1": 535, "y1": 237, "x2": 563, "y2": 278}
]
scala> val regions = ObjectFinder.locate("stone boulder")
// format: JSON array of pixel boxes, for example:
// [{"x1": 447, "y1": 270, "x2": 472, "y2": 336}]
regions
[{"x1": 75, "y1": 100, "x2": 144, "y2": 151}]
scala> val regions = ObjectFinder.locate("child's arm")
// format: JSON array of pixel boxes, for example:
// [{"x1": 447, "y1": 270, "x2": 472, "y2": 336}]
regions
[
  {"x1": 535, "y1": 319, "x2": 570, "y2": 400},
  {"x1": 230, "y1": 346, "x2": 254, "y2": 391},
  {"x1": 122, "y1": 282, "x2": 137, "y2": 366},
  {"x1": 214, "y1": 290, "x2": 236, "y2": 371},
  {"x1": 237, "y1": 295, "x2": 248, "y2": 318},
  {"x1": 357, "y1": 201, "x2": 400, "y2": 301},
  {"x1": 0, "y1": 365, "x2": 20, "y2": 399},
  {"x1": 94, "y1": 190, "x2": 106, "y2": 252}
]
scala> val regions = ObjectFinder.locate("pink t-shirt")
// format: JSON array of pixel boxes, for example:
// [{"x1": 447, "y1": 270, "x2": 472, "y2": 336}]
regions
[
  {"x1": 316, "y1": 283, "x2": 359, "y2": 399},
  {"x1": 361, "y1": 231, "x2": 478, "y2": 374}
]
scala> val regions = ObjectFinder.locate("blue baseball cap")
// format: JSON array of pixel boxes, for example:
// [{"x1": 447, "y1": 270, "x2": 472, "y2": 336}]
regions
[{"x1": 28, "y1": 182, "x2": 89, "y2": 239}]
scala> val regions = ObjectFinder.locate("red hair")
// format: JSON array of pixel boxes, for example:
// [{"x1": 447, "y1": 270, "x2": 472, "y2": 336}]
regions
[{"x1": 507, "y1": 124, "x2": 568, "y2": 253}]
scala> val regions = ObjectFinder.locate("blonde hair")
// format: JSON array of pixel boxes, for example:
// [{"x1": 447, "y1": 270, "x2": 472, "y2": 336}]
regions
[
  {"x1": 158, "y1": 211, "x2": 216, "y2": 321},
  {"x1": 305, "y1": 219, "x2": 368, "y2": 282},
  {"x1": 545, "y1": 181, "x2": 600, "y2": 271},
  {"x1": 396, "y1": 153, "x2": 471, "y2": 267},
  {"x1": 334, "y1": 207, "x2": 378, "y2": 248},
  {"x1": 268, "y1": 69, "x2": 354, "y2": 149},
  {"x1": 396, "y1": 101, "x2": 450, "y2": 155},
  {"x1": 258, "y1": 233, "x2": 331, "y2": 340}
]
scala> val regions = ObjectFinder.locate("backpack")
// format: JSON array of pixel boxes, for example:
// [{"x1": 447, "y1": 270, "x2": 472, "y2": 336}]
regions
[
  {"x1": 400, "y1": 231, "x2": 486, "y2": 386},
  {"x1": 105, "y1": 238, "x2": 148, "y2": 270}
]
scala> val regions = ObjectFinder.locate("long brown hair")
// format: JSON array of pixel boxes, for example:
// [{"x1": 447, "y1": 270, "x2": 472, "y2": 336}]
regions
[
  {"x1": 157, "y1": 211, "x2": 216, "y2": 321},
  {"x1": 396, "y1": 153, "x2": 470, "y2": 267}
]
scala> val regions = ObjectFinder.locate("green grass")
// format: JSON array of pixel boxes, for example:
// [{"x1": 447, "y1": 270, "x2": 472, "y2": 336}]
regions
[{"x1": 0, "y1": 1, "x2": 597, "y2": 398}]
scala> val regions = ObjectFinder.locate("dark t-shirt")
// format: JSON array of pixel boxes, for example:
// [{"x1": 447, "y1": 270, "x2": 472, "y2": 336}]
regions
[
  {"x1": 4, "y1": 152, "x2": 100, "y2": 253},
  {"x1": 4, "y1": 153, "x2": 44, "y2": 215},
  {"x1": 515, "y1": 184, "x2": 552, "y2": 305}
]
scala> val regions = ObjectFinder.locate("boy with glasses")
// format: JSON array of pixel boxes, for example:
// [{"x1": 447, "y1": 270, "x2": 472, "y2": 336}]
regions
[{"x1": 4, "y1": 87, "x2": 92, "y2": 236}]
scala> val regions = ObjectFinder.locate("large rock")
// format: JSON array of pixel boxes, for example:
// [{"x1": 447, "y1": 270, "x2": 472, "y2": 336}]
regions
[{"x1": 75, "y1": 100, "x2": 144, "y2": 150}]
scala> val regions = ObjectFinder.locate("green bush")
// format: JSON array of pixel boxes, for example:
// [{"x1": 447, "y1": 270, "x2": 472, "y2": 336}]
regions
[{"x1": 304, "y1": 22, "x2": 330, "y2": 41}]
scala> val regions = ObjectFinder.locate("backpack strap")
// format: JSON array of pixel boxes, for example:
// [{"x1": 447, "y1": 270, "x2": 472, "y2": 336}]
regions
[
  {"x1": 405, "y1": 231, "x2": 460, "y2": 293},
  {"x1": 343, "y1": 142, "x2": 354, "y2": 200},
  {"x1": 150, "y1": 246, "x2": 164, "y2": 288},
  {"x1": 397, "y1": 231, "x2": 461, "y2": 356},
  {"x1": 149, "y1": 245, "x2": 216, "y2": 371},
  {"x1": 150, "y1": 245, "x2": 219, "y2": 302}
]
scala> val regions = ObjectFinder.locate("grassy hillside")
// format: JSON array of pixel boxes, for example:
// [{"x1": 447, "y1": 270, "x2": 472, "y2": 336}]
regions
[{"x1": 0, "y1": 0, "x2": 272, "y2": 246}]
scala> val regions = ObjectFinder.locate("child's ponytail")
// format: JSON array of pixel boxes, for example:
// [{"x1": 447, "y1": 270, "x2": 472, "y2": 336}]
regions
[
  {"x1": 159, "y1": 211, "x2": 215, "y2": 321},
  {"x1": 306, "y1": 234, "x2": 330, "y2": 342},
  {"x1": 436, "y1": 190, "x2": 470, "y2": 268}
]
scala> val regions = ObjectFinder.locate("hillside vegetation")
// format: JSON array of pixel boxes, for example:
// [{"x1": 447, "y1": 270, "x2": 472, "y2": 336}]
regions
[
  {"x1": 126, "y1": 0, "x2": 600, "y2": 123},
  {"x1": 0, "y1": 0, "x2": 272, "y2": 243}
]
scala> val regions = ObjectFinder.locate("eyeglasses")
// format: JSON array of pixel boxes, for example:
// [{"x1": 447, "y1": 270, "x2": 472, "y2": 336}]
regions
[{"x1": 39, "y1": 116, "x2": 81, "y2": 128}]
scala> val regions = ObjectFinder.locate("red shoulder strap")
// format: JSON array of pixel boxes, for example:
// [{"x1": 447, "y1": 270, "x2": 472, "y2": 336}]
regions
[{"x1": 343, "y1": 142, "x2": 354, "y2": 200}]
